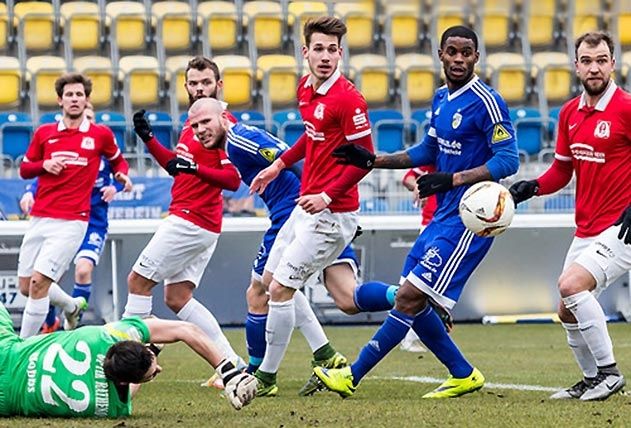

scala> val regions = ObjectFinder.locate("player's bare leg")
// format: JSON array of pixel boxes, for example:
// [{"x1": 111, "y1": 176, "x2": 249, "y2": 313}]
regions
[{"x1": 322, "y1": 264, "x2": 360, "y2": 315}]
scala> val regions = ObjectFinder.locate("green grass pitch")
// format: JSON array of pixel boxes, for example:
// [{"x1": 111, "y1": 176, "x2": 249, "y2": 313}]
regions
[{"x1": 4, "y1": 324, "x2": 631, "y2": 427}]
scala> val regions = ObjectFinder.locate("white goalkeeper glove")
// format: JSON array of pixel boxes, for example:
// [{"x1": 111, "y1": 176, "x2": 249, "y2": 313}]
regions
[{"x1": 216, "y1": 359, "x2": 257, "y2": 410}]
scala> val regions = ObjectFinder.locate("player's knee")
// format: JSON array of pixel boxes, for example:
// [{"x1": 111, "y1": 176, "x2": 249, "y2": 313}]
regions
[
  {"x1": 29, "y1": 274, "x2": 51, "y2": 297},
  {"x1": 557, "y1": 301, "x2": 576, "y2": 323},
  {"x1": 333, "y1": 295, "x2": 359, "y2": 315},
  {"x1": 75, "y1": 261, "x2": 93, "y2": 283},
  {"x1": 246, "y1": 283, "x2": 268, "y2": 312},
  {"x1": 164, "y1": 293, "x2": 187, "y2": 313},
  {"x1": 18, "y1": 277, "x2": 30, "y2": 296},
  {"x1": 268, "y1": 281, "x2": 293, "y2": 302},
  {"x1": 557, "y1": 264, "x2": 595, "y2": 298},
  {"x1": 394, "y1": 285, "x2": 427, "y2": 315}
]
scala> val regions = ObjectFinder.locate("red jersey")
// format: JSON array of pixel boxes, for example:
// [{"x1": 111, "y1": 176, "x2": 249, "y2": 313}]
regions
[
  {"x1": 288, "y1": 70, "x2": 374, "y2": 212},
  {"x1": 20, "y1": 118, "x2": 128, "y2": 221},
  {"x1": 404, "y1": 166, "x2": 437, "y2": 226},
  {"x1": 168, "y1": 122, "x2": 239, "y2": 233},
  {"x1": 550, "y1": 83, "x2": 631, "y2": 237}
]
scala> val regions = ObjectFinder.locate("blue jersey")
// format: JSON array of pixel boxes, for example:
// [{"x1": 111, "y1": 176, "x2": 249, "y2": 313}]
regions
[
  {"x1": 407, "y1": 76, "x2": 519, "y2": 225},
  {"x1": 226, "y1": 123, "x2": 299, "y2": 223}
]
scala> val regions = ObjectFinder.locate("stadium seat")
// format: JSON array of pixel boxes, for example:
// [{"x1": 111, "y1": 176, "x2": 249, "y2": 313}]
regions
[
  {"x1": 73, "y1": 56, "x2": 115, "y2": 108},
  {"x1": 396, "y1": 53, "x2": 436, "y2": 112},
  {"x1": 614, "y1": 0, "x2": 631, "y2": 48},
  {"x1": 543, "y1": 194, "x2": 575, "y2": 212},
  {"x1": 334, "y1": 2, "x2": 375, "y2": 53},
  {"x1": 257, "y1": 54, "x2": 298, "y2": 118},
  {"x1": 96, "y1": 111, "x2": 127, "y2": 153},
  {"x1": 233, "y1": 110, "x2": 267, "y2": 129},
  {"x1": 39, "y1": 112, "x2": 62, "y2": 124},
  {"x1": 568, "y1": 0, "x2": 601, "y2": 41},
  {"x1": 510, "y1": 107, "x2": 545, "y2": 156},
  {"x1": 105, "y1": 1, "x2": 148, "y2": 54},
  {"x1": 531, "y1": 52, "x2": 573, "y2": 107},
  {"x1": 429, "y1": 1, "x2": 470, "y2": 51},
  {"x1": 198, "y1": 1, "x2": 239, "y2": 56},
  {"x1": 272, "y1": 109, "x2": 304, "y2": 145},
  {"x1": 119, "y1": 55, "x2": 161, "y2": 109},
  {"x1": 369, "y1": 109, "x2": 405, "y2": 153},
  {"x1": 479, "y1": 0, "x2": 514, "y2": 49},
  {"x1": 26, "y1": 55, "x2": 67, "y2": 116},
  {"x1": 486, "y1": 52, "x2": 529, "y2": 104},
  {"x1": 349, "y1": 54, "x2": 391, "y2": 106},
  {"x1": 0, "y1": 3, "x2": 12, "y2": 51},
  {"x1": 286, "y1": 1, "x2": 328, "y2": 31},
  {"x1": 243, "y1": 1, "x2": 284, "y2": 58},
  {"x1": 165, "y1": 55, "x2": 191, "y2": 113},
  {"x1": 145, "y1": 110, "x2": 173, "y2": 149},
  {"x1": 382, "y1": 3, "x2": 422, "y2": 52},
  {"x1": 0, "y1": 56, "x2": 23, "y2": 109},
  {"x1": 14, "y1": 1, "x2": 56, "y2": 51},
  {"x1": 360, "y1": 197, "x2": 389, "y2": 214},
  {"x1": 213, "y1": 55, "x2": 254, "y2": 108},
  {"x1": 0, "y1": 112, "x2": 32, "y2": 161},
  {"x1": 60, "y1": 1, "x2": 101, "y2": 59},
  {"x1": 411, "y1": 108, "x2": 432, "y2": 140},
  {"x1": 522, "y1": 0, "x2": 557, "y2": 49},
  {"x1": 152, "y1": 1, "x2": 193, "y2": 62}
]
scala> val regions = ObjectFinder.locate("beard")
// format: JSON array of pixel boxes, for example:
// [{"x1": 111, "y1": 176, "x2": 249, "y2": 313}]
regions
[
  {"x1": 188, "y1": 89, "x2": 218, "y2": 107},
  {"x1": 67, "y1": 111, "x2": 84, "y2": 120},
  {"x1": 582, "y1": 78, "x2": 609, "y2": 96}
]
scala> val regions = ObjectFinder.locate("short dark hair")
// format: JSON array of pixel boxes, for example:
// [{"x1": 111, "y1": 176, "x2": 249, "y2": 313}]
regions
[
  {"x1": 186, "y1": 55, "x2": 221, "y2": 82},
  {"x1": 574, "y1": 31, "x2": 615, "y2": 58},
  {"x1": 303, "y1": 16, "x2": 347, "y2": 47},
  {"x1": 54, "y1": 72, "x2": 92, "y2": 97},
  {"x1": 440, "y1": 25, "x2": 479, "y2": 51},
  {"x1": 103, "y1": 341, "x2": 154, "y2": 385}
]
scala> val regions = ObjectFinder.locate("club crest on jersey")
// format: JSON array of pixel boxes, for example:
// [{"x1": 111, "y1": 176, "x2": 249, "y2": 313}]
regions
[
  {"x1": 594, "y1": 120, "x2": 611, "y2": 139},
  {"x1": 491, "y1": 124, "x2": 511, "y2": 144},
  {"x1": 420, "y1": 246, "x2": 443, "y2": 273},
  {"x1": 314, "y1": 103, "x2": 326, "y2": 120},
  {"x1": 259, "y1": 147, "x2": 278, "y2": 163},
  {"x1": 81, "y1": 137, "x2": 95, "y2": 150},
  {"x1": 452, "y1": 112, "x2": 462, "y2": 129}
]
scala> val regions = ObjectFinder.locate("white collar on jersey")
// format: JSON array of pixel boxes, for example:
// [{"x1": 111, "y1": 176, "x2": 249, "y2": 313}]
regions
[
  {"x1": 446, "y1": 75, "x2": 480, "y2": 101},
  {"x1": 304, "y1": 68, "x2": 342, "y2": 95},
  {"x1": 57, "y1": 117, "x2": 91, "y2": 133},
  {"x1": 578, "y1": 80, "x2": 617, "y2": 111}
]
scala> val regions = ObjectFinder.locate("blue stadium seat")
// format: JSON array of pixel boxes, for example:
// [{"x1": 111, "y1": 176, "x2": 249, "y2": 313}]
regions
[
  {"x1": 0, "y1": 112, "x2": 32, "y2": 160},
  {"x1": 39, "y1": 112, "x2": 62, "y2": 124},
  {"x1": 233, "y1": 110, "x2": 266, "y2": 129},
  {"x1": 547, "y1": 105, "x2": 563, "y2": 137},
  {"x1": 410, "y1": 108, "x2": 432, "y2": 141},
  {"x1": 370, "y1": 109, "x2": 405, "y2": 153},
  {"x1": 510, "y1": 107, "x2": 544, "y2": 156},
  {"x1": 146, "y1": 111, "x2": 173, "y2": 149},
  {"x1": 273, "y1": 109, "x2": 304, "y2": 146},
  {"x1": 96, "y1": 111, "x2": 127, "y2": 153},
  {"x1": 396, "y1": 198, "x2": 417, "y2": 214},
  {"x1": 544, "y1": 194, "x2": 575, "y2": 212},
  {"x1": 360, "y1": 197, "x2": 389, "y2": 214}
]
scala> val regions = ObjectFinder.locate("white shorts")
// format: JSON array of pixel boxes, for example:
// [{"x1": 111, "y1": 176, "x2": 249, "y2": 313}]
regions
[
  {"x1": 564, "y1": 224, "x2": 631, "y2": 297},
  {"x1": 17, "y1": 216, "x2": 87, "y2": 282},
  {"x1": 265, "y1": 206, "x2": 359, "y2": 290},
  {"x1": 132, "y1": 215, "x2": 219, "y2": 286}
]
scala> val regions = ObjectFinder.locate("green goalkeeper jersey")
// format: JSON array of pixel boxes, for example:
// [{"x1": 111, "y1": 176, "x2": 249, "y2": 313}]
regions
[{"x1": 0, "y1": 315, "x2": 150, "y2": 418}]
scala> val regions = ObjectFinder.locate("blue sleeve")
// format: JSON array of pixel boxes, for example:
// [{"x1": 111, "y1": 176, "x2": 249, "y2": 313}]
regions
[
  {"x1": 25, "y1": 179, "x2": 38, "y2": 195},
  {"x1": 479, "y1": 93, "x2": 520, "y2": 180},
  {"x1": 112, "y1": 179, "x2": 125, "y2": 192}
]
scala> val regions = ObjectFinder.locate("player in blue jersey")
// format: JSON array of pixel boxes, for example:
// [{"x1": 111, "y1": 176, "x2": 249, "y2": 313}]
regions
[
  {"x1": 313, "y1": 26, "x2": 520, "y2": 399},
  {"x1": 19, "y1": 104, "x2": 129, "y2": 332},
  {"x1": 187, "y1": 98, "x2": 399, "y2": 396}
]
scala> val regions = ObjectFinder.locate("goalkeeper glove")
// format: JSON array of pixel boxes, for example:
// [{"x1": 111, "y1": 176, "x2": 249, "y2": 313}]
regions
[
  {"x1": 417, "y1": 172, "x2": 453, "y2": 198},
  {"x1": 166, "y1": 157, "x2": 198, "y2": 176},
  {"x1": 615, "y1": 204, "x2": 631, "y2": 245},
  {"x1": 332, "y1": 143, "x2": 376, "y2": 170},
  {"x1": 216, "y1": 360, "x2": 257, "y2": 410},
  {"x1": 133, "y1": 109, "x2": 154, "y2": 143},
  {"x1": 509, "y1": 180, "x2": 539, "y2": 205}
]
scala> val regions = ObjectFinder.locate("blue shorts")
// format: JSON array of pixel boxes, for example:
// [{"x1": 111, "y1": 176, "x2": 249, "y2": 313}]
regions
[
  {"x1": 400, "y1": 220, "x2": 493, "y2": 310},
  {"x1": 252, "y1": 215, "x2": 358, "y2": 281},
  {"x1": 73, "y1": 223, "x2": 108, "y2": 266}
]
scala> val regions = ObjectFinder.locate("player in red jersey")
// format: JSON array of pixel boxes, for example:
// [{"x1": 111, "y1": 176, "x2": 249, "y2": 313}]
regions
[
  {"x1": 17, "y1": 73, "x2": 132, "y2": 338},
  {"x1": 249, "y1": 16, "x2": 374, "y2": 393},
  {"x1": 511, "y1": 31, "x2": 631, "y2": 401},
  {"x1": 125, "y1": 56, "x2": 246, "y2": 367}
]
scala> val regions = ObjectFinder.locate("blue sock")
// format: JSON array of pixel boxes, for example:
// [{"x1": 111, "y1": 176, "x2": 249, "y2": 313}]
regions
[
  {"x1": 412, "y1": 305, "x2": 473, "y2": 378},
  {"x1": 353, "y1": 281, "x2": 398, "y2": 312},
  {"x1": 245, "y1": 312, "x2": 268, "y2": 373},
  {"x1": 72, "y1": 283, "x2": 92, "y2": 302},
  {"x1": 350, "y1": 309, "x2": 413, "y2": 385},
  {"x1": 44, "y1": 305, "x2": 57, "y2": 326}
]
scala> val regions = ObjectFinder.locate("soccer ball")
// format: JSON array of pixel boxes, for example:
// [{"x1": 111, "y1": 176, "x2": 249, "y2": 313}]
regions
[{"x1": 458, "y1": 181, "x2": 515, "y2": 237}]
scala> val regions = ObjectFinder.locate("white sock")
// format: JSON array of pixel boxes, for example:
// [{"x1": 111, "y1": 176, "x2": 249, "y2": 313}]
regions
[
  {"x1": 48, "y1": 282, "x2": 75, "y2": 313},
  {"x1": 563, "y1": 291, "x2": 615, "y2": 367},
  {"x1": 123, "y1": 294, "x2": 153, "y2": 318},
  {"x1": 562, "y1": 322, "x2": 598, "y2": 378},
  {"x1": 20, "y1": 295, "x2": 50, "y2": 338},
  {"x1": 294, "y1": 291, "x2": 328, "y2": 352},
  {"x1": 259, "y1": 299, "x2": 295, "y2": 374},
  {"x1": 177, "y1": 298, "x2": 239, "y2": 362}
]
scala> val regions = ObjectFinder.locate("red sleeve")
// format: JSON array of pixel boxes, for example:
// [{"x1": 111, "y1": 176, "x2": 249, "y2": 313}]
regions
[
  {"x1": 20, "y1": 128, "x2": 45, "y2": 178},
  {"x1": 196, "y1": 152, "x2": 241, "y2": 191},
  {"x1": 536, "y1": 158, "x2": 574, "y2": 195},
  {"x1": 101, "y1": 127, "x2": 129, "y2": 175},
  {"x1": 144, "y1": 136, "x2": 175, "y2": 169},
  {"x1": 324, "y1": 133, "x2": 373, "y2": 200},
  {"x1": 280, "y1": 133, "x2": 307, "y2": 167},
  {"x1": 403, "y1": 169, "x2": 419, "y2": 183},
  {"x1": 20, "y1": 160, "x2": 45, "y2": 179}
]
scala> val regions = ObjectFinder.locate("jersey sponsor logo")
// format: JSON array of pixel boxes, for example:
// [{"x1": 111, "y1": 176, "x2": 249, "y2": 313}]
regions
[
  {"x1": 594, "y1": 120, "x2": 611, "y2": 139},
  {"x1": 304, "y1": 121, "x2": 325, "y2": 141},
  {"x1": 569, "y1": 143, "x2": 605, "y2": 163},
  {"x1": 352, "y1": 108, "x2": 368, "y2": 129},
  {"x1": 259, "y1": 148, "x2": 279, "y2": 163},
  {"x1": 451, "y1": 112, "x2": 462, "y2": 129},
  {"x1": 491, "y1": 124, "x2": 511, "y2": 143},
  {"x1": 436, "y1": 137, "x2": 462, "y2": 156},
  {"x1": 314, "y1": 102, "x2": 326, "y2": 120},
  {"x1": 51, "y1": 151, "x2": 88, "y2": 166},
  {"x1": 81, "y1": 137, "x2": 95, "y2": 150}
]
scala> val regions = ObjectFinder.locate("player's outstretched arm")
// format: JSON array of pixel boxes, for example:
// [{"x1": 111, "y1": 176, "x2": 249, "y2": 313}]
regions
[{"x1": 250, "y1": 158, "x2": 285, "y2": 195}]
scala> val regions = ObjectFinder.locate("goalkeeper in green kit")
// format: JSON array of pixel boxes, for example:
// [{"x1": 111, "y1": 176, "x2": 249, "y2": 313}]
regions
[{"x1": 0, "y1": 302, "x2": 257, "y2": 417}]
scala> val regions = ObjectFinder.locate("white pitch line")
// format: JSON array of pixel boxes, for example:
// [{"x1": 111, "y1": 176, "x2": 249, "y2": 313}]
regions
[{"x1": 375, "y1": 376, "x2": 561, "y2": 392}]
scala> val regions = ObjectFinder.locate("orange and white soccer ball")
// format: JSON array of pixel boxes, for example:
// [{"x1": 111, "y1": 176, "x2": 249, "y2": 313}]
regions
[{"x1": 458, "y1": 181, "x2": 515, "y2": 237}]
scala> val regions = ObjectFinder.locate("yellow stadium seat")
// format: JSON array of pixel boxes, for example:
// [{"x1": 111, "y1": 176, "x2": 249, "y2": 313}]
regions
[
  {"x1": 524, "y1": 0, "x2": 556, "y2": 48},
  {"x1": 14, "y1": 1, "x2": 56, "y2": 52},
  {"x1": 165, "y1": 55, "x2": 191, "y2": 108},
  {"x1": 486, "y1": 52, "x2": 529, "y2": 103},
  {"x1": 334, "y1": 3, "x2": 374, "y2": 51},
  {"x1": 213, "y1": 55, "x2": 254, "y2": 107},
  {"x1": 383, "y1": 4, "x2": 421, "y2": 51},
  {"x1": 73, "y1": 56, "x2": 115, "y2": 108},
  {"x1": 26, "y1": 55, "x2": 67, "y2": 108},
  {"x1": 620, "y1": 51, "x2": 631, "y2": 83},
  {"x1": 0, "y1": 3, "x2": 10, "y2": 51},
  {"x1": 569, "y1": 0, "x2": 601, "y2": 39},
  {"x1": 613, "y1": 0, "x2": 631, "y2": 47},
  {"x1": 152, "y1": 1, "x2": 192, "y2": 53},
  {"x1": 531, "y1": 51, "x2": 572, "y2": 105},
  {"x1": 479, "y1": 0, "x2": 513, "y2": 49},
  {"x1": 287, "y1": 1, "x2": 329, "y2": 30},
  {"x1": 106, "y1": 1, "x2": 147, "y2": 52},
  {"x1": 430, "y1": 1, "x2": 470, "y2": 44},
  {"x1": 0, "y1": 56, "x2": 22, "y2": 108},
  {"x1": 243, "y1": 1, "x2": 284, "y2": 52},
  {"x1": 60, "y1": 2, "x2": 101, "y2": 54},
  {"x1": 257, "y1": 54, "x2": 298, "y2": 108},
  {"x1": 349, "y1": 54, "x2": 391, "y2": 105},
  {"x1": 119, "y1": 55, "x2": 161, "y2": 107},
  {"x1": 198, "y1": 1, "x2": 239, "y2": 54},
  {"x1": 395, "y1": 53, "x2": 436, "y2": 108}
]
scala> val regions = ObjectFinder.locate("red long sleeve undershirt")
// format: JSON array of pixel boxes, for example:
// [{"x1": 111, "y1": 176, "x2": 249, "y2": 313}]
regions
[{"x1": 536, "y1": 158, "x2": 574, "y2": 195}]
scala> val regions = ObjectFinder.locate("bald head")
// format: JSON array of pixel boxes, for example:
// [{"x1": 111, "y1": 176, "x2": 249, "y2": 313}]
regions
[
  {"x1": 188, "y1": 97, "x2": 228, "y2": 149},
  {"x1": 189, "y1": 97, "x2": 224, "y2": 117}
]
